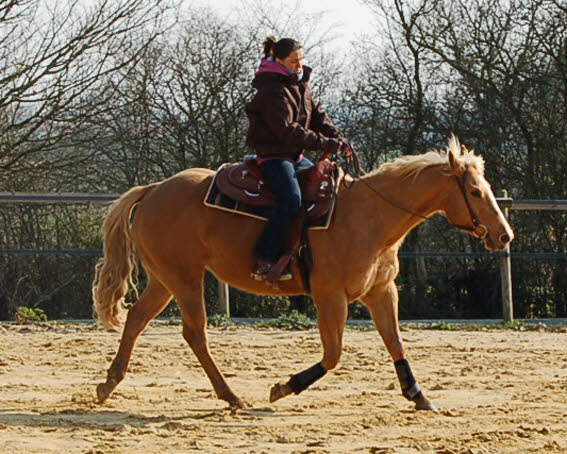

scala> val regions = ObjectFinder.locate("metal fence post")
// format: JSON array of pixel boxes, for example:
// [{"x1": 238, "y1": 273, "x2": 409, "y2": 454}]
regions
[
  {"x1": 499, "y1": 189, "x2": 514, "y2": 322},
  {"x1": 217, "y1": 280, "x2": 230, "y2": 318}
]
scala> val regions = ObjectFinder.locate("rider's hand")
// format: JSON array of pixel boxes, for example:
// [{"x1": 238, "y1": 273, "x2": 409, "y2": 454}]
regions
[
  {"x1": 324, "y1": 138, "x2": 352, "y2": 157},
  {"x1": 339, "y1": 139, "x2": 353, "y2": 157},
  {"x1": 324, "y1": 138, "x2": 343, "y2": 154}
]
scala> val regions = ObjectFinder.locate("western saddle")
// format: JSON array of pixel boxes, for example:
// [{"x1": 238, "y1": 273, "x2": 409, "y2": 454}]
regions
[{"x1": 213, "y1": 155, "x2": 339, "y2": 288}]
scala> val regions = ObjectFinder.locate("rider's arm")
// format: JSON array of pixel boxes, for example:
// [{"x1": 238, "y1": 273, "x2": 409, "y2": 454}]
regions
[
  {"x1": 310, "y1": 99, "x2": 343, "y2": 139},
  {"x1": 260, "y1": 86, "x2": 339, "y2": 152}
]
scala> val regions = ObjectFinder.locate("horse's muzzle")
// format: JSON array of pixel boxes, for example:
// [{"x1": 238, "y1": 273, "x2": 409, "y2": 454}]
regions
[{"x1": 499, "y1": 233, "x2": 512, "y2": 246}]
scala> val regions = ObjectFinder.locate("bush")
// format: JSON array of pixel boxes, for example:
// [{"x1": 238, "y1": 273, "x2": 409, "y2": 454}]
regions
[
  {"x1": 254, "y1": 310, "x2": 315, "y2": 330},
  {"x1": 208, "y1": 313, "x2": 232, "y2": 327},
  {"x1": 15, "y1": 306, "x2": 48, "y2": 322}
]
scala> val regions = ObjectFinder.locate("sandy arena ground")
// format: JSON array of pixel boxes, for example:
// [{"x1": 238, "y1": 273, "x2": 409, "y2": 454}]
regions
[{"x1": 0, "y1": 322, "x2": 566, "y2": 454}]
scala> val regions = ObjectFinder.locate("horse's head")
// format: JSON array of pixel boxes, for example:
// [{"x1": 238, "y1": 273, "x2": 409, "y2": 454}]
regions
[{"x1": 442, "y1": 138, "x2": 514, "y2": 251}]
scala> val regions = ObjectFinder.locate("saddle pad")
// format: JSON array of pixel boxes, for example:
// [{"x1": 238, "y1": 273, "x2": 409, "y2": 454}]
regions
[{"x1": 203, "y1": 167, "x2": 340, "y2": 230}]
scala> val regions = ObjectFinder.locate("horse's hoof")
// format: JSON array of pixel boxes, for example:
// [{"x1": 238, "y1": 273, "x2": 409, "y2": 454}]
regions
[
  {"x1": 269, "y1": 383, "x2": 291, "y2": 403},
  {"x1": 96, "y1": 383, "x2": 109, "y2": 404},
  {"x1": 228, "y1": 397, "x2": 246, "y2": 409},
  {"x1": 269, "y1": 384, "x2": 284, "y2": 403},
  {"x1": 414, "y1": 394, "x2": 438, "y2": 412},
  {"x1": 218, "y1": 389, "x2": 245, "y2": 408}
]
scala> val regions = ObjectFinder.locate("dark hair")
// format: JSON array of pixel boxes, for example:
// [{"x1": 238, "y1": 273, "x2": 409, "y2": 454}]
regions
[{"x1": 263, "y1": 36, "x2": 302, "y2": 59}]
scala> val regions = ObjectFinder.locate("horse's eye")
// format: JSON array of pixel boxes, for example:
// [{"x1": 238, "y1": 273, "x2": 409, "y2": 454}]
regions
[{"x1": 471, "y1": 189, "x2": 482, "y2": 198}]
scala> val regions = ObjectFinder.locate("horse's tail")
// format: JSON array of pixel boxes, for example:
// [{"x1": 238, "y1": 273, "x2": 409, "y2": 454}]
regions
[{"x1": 92, "y1": 184, "x2": 157, "y2": 330}]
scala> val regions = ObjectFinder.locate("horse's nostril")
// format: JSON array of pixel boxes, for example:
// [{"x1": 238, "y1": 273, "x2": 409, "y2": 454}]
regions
[{"x1": 500, "y1": 234, "x2": 511, "y2": 244}]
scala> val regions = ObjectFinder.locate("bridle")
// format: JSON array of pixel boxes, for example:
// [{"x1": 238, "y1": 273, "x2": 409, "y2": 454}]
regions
[
  {"x1": 450, "y1": 165, "x2": 488, "y2": 240},
  {"x1": 334, "y1": 150, "x2": 488, "y2": 240}
]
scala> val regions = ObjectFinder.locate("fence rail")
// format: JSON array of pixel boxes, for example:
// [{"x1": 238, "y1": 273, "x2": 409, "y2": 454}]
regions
[
  {"x1": 0, "y1": 192, "x2": 119, "y2": 203},
  {"x1": 497, "y1": 198, "x2": 567, "y2": 210},
  {"x1": 2, "y1": 192, "x2": 567, "y2": 321},
  {"x1": 2, "y1": 248, "x2": 566, "y2": 260},
  {"x1": 3, "y1": 192, "x2": 561, "y2": 210}
]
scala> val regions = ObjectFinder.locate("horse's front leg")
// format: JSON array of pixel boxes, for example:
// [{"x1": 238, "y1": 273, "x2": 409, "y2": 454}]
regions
[
  {"x1": 269, "y1": 294, "x2": 348, "y2": 403},
  {"x1": 361, "y1": 282, "x2": 437, "y2": 411}
]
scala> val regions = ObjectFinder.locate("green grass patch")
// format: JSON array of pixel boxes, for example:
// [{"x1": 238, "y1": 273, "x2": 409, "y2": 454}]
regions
[
  {"x1": 402, "y1": 320, "x2": 566, "y2": 332},
  {"x1": 483, "y1": 321, "x2": 527, "y2": 330},
  {"x1": 422, "y1": 321, "x2": 459, "y2": 331},
  {"x1": 254, "y1": 310, "x2": 315, "y2": 330},
  {"x1": 208, "y1": 313, "x2": 233, "y2": 327},
  {"x1": 15, "y1": 306, "x2": 48, "y2": 322}
]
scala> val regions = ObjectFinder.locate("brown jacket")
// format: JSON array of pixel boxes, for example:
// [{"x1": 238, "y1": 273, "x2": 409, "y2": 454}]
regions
[{"x1": 245, "y1": 66, "x2": 342, "y2": 160}]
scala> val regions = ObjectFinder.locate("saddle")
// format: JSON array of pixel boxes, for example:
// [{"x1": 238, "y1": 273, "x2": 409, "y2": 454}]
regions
[
  {"x1": 211, "y1": 155, "x2": 340, "y2": 290},
  {"x1": 215, "y1": 155, "x2": 337, "y2": 222}
]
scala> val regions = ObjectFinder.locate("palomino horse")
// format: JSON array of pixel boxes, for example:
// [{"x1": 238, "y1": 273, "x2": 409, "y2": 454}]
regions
[{"x1": 92, "y1": 136, "x2": 513, "y2": 411}]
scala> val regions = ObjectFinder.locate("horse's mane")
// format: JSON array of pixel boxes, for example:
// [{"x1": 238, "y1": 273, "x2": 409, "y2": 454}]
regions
[{"x1": 369, "y1": 135, "x2": 485, "y2": 180}]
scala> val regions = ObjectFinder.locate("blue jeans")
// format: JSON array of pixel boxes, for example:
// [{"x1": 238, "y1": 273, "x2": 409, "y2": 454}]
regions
[{"x1": 253, "y1": 157, "x2": 314, "y2": 262}]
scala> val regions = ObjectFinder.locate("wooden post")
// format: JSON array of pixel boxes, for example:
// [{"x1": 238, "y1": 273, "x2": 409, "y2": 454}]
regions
[
  {"x1": 498, "y1": 190, "x2": 513, "y2": 322},
  {"x1": 217, "y1": 280, "x2": 230, "y2": 318}
]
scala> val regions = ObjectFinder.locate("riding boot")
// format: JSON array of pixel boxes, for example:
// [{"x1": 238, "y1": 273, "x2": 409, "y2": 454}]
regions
[{"x1": 263, "y1": 207, "x2": 307, "y2": 283}]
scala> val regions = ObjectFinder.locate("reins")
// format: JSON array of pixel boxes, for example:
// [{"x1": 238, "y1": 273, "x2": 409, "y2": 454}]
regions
[{"x1": 333, "y1": 149, "x2": 487, "y2": 239}]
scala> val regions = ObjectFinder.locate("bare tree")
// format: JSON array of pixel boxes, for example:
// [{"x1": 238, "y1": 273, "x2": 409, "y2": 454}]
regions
[
  {"x1": 69, "y1": 7, "x2": 259, "y2": 190},
  {"x1": 0, "y1": 0, "x2": 176, "y2": 180},
  {"x1": 351, "y1": 0, "x2": 567, "y2": 317},
  {"x1": 71, "y1": 2, "x2": 346, "y2": 190},
  {"x1": 154, "y1": 10, "x2": 258, "y2": 171}
]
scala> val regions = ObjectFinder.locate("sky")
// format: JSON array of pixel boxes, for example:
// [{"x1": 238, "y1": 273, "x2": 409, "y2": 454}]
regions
[{"x1": 194, "y1": 0, "x2": 382, "y2": 49}]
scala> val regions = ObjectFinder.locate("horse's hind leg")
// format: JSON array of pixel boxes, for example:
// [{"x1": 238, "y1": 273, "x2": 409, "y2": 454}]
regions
[
  {"x1": 97, "y1": 277, "x2": 172, "y2": 403},
  {"x1": 270, "y1": 294, "x2": 348, "y2": 403},
  {"x1": 176, "y1": 279, "x2": 244, "y2": 408},
  {"x1": 361, "y1": 282, "x2": 437, "y2": 411}
]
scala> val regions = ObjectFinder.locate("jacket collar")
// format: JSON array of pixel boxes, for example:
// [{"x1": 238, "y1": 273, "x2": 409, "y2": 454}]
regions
[{"x1": 252, "y1": 65, "x2": 312, "y2": 89}]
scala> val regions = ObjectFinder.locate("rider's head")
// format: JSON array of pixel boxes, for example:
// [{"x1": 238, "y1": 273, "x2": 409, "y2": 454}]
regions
[{"x1": 263, "y1": 36, "x2": 304, "y2": 75}]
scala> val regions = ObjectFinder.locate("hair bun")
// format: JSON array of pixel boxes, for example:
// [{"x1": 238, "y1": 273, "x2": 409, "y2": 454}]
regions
[{"x1": 263, "y1": 35, "x2": 277, "y2": 57}]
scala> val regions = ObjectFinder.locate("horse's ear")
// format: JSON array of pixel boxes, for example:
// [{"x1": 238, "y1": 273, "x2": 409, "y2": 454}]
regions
[{"x1": 448, "y1": 149, "x2": 466, "y2": 177}]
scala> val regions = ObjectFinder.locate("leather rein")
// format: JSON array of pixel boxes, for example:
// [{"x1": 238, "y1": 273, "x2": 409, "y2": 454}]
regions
[{"x1": 323, "y1": 149, "x2": 488, "y2": 240}]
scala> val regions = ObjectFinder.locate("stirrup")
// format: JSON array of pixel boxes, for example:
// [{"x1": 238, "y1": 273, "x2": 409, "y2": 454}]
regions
[
  {"x1": 274, "y1": 266, "x2": 293, "y2": 281},
  {"x1": 266, "y1": 253, "x2": 294, "y2": 283},
  {"x1": 251, "y1": 260, "x2": 272, "y2": 281},
  {"x1": 251, "y1": 260, "x2": 292, "y2": 282}
]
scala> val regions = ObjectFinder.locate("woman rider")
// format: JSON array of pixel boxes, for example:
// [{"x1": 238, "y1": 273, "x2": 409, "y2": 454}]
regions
[{"x1": 246, "y1": 36, "x2": 350, "y2": 282}]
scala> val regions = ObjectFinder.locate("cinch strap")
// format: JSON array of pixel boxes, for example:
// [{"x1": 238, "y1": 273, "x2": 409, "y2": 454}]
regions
[
  {"x1": 394, "y1": 358, "x2": 423, "y2": 401},
  {"x1": 288, "y1": 362, "x2": 327, "y2": 394}
]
